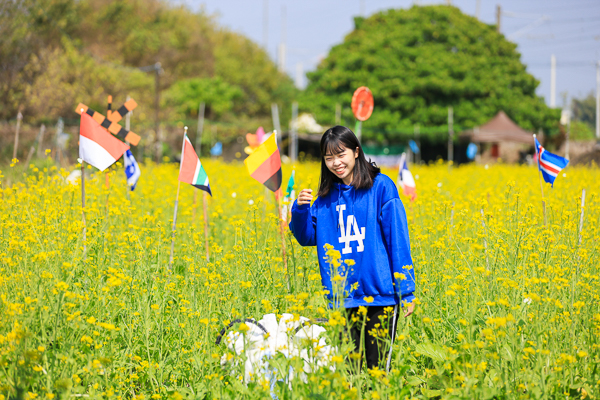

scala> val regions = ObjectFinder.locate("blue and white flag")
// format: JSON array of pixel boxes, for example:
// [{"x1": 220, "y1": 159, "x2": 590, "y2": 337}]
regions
[
  {"x1": 535, "y1": 136, "x2": 568, "y2": 186},
  {"x1": 210, "y1": 142, "x2": 223, "y2": 156},
  {"x1": 124, "y1": 149, "x2": 141, "y2": 191}
]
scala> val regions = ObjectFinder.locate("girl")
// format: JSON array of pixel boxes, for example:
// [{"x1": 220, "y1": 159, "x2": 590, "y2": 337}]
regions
[{"x1": 289, "y1": 125, "x2": 415, "y2": 371}]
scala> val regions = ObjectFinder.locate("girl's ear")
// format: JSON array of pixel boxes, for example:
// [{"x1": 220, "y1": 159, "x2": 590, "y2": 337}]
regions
[{"x1": 354, "y1": 147, "x2": 359, "y2": 158}]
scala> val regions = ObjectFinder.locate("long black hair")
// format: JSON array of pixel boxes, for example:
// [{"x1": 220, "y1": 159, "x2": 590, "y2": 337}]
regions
[{"x1": 317, "y1": 125, "x2": 380, "y2": 197}]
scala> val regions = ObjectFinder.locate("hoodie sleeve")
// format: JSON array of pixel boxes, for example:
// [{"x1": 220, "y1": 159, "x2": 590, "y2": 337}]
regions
[
  {"x1": 380, "y1": 196, "x2": 416, "y2": 305},
  {"x1": 289, "y1": 199, "x2": 317, "y2": 246}
]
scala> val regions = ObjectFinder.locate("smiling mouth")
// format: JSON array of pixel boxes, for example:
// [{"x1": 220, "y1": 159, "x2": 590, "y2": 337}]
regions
[{"x1": 335, "y1": 167, "x2": 345, "y2": 175}]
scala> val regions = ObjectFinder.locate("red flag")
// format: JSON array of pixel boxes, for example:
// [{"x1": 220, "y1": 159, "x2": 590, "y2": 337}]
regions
[{"x1": 79, "y1": 113, "x2": 129, "y2": 171}]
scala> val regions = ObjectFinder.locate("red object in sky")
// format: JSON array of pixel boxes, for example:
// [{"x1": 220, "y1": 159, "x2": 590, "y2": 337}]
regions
[{"x1": 351, "y1": 86, "x2": 374, "y2": 121}]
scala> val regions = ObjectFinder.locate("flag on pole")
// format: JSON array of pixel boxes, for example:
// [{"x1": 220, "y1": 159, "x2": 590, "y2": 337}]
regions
[
  {"x1": 285, "y1": 169, "x2": 295, "y2": 199},
  {"x1": 535, "y1": 137, "x2": 568, "y2": 186},
  {"x1": 397, "y1": 153, "x2": 417, "y2": 201},
  {"x1": 179, "y1": 134, "x2": 211, "y2": 195},
  {"x1": 124, "y1": 149, "x2": 141, "y2": 191},
  {"x1": 79, "y1": 112, "x2": 129, "y2": 171},
  {"x1": 244, "y1": 133, "x2": 282, "y2": 194},
  {"x1": 281, "y1": 170, "x2": 296, "y2": 222}
]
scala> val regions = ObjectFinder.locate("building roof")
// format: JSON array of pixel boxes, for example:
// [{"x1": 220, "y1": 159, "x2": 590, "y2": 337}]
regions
[{"x1": 463, "y1": 111, "x2": 534, "y2": 144}]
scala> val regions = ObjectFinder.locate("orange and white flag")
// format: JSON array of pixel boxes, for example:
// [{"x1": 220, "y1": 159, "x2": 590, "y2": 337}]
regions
[
  {"x1": 397, "y1": 153, "x2": 417, "y2": 201},
  {"x1": 79, "y1": 112, "x2": 129, "y2": 171}
]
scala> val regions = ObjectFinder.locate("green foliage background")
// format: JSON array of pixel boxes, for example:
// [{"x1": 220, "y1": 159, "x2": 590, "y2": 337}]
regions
[
  {"x1": 0, "y1": 0, "x2": 297, "y2": 130},
  {"x1": 300, "y1": 5, "x2": 560, "y2": 142}
]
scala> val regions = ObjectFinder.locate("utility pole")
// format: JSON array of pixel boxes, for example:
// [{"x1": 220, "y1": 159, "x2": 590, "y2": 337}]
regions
[
  {"x1": 271, "y1": 103, "x2": 281, "y2": 135},
  {"x1": 295, "y1": 63, "x2": 303, "y2": 88},
  {"x1": 496, "y1": 5, "x2": 501, "y2": 33},
  {"x1": 153, "y1": 62, "x2": 161, "y2": 138},
  {"x1": 415, "y1": 124, "x2": 421, "y2": 164},
  {"x1": 448, "y1": 107, "x2": 454, "y2": 165},
  {"x1": 196, "y1": 102, "x2": 205, "y2": 154},
  {"x1": 566, "y1": 109, "x2": 571, "y2": 160},
  {"x1": 139, "y1": 62, "x2": 163, "y2": 161},
  {"x1": 476, "y1": 0, "x2": 481, "y2": 19},
  {"x1": 596, "y1": 61, "x2": 600, "y2": 141},
  {"x1": 263, "y1": 0, "x2": 269, "y2": 49},
  {"x1": 13, "y1": 111, "x2": 23, "y2": 160},
  {"x1": 550, "y1": 55, "x2": 556, "y2": 108},
  {"x1": 278, "y1": 5, "x2": 286, "y2": 72},
  {"x1": 290, "y1": 101, "x2": 298, "y2": 163}
]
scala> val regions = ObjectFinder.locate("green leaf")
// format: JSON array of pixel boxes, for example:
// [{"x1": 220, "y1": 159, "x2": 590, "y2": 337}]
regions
[
  {"x1": 422, "y1": 388, "x2": 442, "y2": 398},
  {"x1": 501, "y1": 344, "x2": 514, "y2": 362},
  {"x1": 415, "y1": 342, "x2": 450, "y2": 363},
  {"x1": 407, "y1": 376, "x2": 425, "y2": 386}
]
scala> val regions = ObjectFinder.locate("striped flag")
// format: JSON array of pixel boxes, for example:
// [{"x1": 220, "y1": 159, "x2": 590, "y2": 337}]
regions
[
  {"x1": 179, "y1": 134, "x2": 211, "y2": 195},
  {"x1": 244, "y1": 133, "x2": 282, "y2": 194},
  {"x1": 285, "y1": 169, "x2": 295, "y2": 199},
  {"x1": 397, "y1": 153, "x2": 417, "y2": 201},
  {"x1": 535, "y1": 137, "x2": 568, "y2": 186},
  {"x1": 79, "y1": 112, "x2": 129, "y2": 171},
  {"x1": 124, "y1": 150, "x2": 141, "y2": 191}
]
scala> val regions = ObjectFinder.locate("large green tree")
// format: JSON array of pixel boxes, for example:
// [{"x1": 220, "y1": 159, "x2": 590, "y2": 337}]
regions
[{"x1": 300, "y1": 5, "x2": 559, "y2": 142}]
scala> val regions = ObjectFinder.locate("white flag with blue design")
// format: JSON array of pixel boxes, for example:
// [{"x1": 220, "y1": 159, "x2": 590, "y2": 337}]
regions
[{"x1": 124, "y1": 149, "x2": 141, "y2": 191}]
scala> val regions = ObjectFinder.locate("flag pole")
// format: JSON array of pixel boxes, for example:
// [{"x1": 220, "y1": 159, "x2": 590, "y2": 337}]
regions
[
  {"x1": 278, "y1": 192, "x2": 291, "y2": 292},
  {"x1": 193, "y1": 189, "x2": 197, "y2": 226},
  {"x1": 274, "y1": 129, "x2": 291, "y2": 292},
  {"x1": 169, "y1": 126, "x2": 187, "y2": 270},
  {"x1": 203, "y1": 191, "x2": 210, "y2": 262},
  {"x1": 81, "y1": 160, "x2": 87, "y2": 257},
  {"x1": 533, "y1": 134, "x2": 547, "y2": 226},
  {"x1": 78, "y1": 106, "x2": 88, "y2": 258}
]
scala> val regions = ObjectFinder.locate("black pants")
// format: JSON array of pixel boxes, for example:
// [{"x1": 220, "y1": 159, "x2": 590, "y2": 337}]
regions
[{"x1": 345, "y1": 305, "x2": 400, "y2": 371}]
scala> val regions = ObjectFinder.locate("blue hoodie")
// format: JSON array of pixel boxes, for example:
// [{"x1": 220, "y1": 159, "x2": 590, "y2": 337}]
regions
[{"x1": 289, "y1": 173, "x2": 415, "y2": 308}]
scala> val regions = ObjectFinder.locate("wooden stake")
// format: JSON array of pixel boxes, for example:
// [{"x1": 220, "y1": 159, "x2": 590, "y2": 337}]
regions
[
  {"x1": 203, "y1": 191, "x2": 210, "y2": 262},
  {"x1": 278, "y1": 194, "x2": 291, "y2": 292},
  {"x1": 533, "y1": 134, "x2": 547, "y2": 226},
  {"x1": 24, "y1": 125, "x2": 44, "y2": 172},
  {"x1": 169, "y1": 180, "x2": 181, "y2": 270},
  {"x1": 106, "y1": 95, "x2": 112, "y2": 207},
  {"x1": 13, "y1": 111, "x2": 23, "y2": 160},
  {"x1": 578, "y1": 189, "x2": 586, "y2": 246},
  {"x1": 169, "y1": 126, "x2": 188, "y2": 269},
  {"x1": 107, "y1": 95, "x2": 112, "y2": 119},
  {"x1": 36, "y1": 123, "x2": 46, "y2": 159},
  {"x1": 481, "y1": 208, "x2": 490, "y2": 271},
  {"x1": 449, "y1": 201, "x2": 455, "y2": 239},
  {"x1": 193, "y1": 189, "x2": 197, "y2": 226}
]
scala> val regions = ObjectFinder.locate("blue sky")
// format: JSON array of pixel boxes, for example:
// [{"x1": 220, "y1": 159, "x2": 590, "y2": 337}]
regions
[{"x1": 180, "y1": 0, "x2": 600, "y2": 108}]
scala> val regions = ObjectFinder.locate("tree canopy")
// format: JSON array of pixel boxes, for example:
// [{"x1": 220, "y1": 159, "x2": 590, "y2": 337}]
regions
[
  {"x1": 0, "y1": 0, "x2": 296, "y2": 129},
  {"x1": 300, "y1": 5, "x2": 559, "y2": 142}
]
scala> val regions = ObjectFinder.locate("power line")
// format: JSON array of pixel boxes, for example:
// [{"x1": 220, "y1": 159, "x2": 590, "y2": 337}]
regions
[{"x1": 516, "y1": 2, "x2": 600, "y2": 15}]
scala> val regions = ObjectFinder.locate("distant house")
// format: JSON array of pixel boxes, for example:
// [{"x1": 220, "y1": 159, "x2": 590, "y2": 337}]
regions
[{"x1": 461, "y1": 111, "x2": 536, "y2": 163}]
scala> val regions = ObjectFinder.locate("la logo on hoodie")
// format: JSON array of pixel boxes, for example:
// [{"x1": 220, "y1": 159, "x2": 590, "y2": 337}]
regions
[{"x1": 336, "y1": 204, "x2": 365, "y2": 254}]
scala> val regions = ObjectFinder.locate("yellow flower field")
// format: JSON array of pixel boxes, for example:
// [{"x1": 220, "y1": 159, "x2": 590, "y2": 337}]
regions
[{"x1": 1, "y1": 159, "x2": 599, "y2": 399}]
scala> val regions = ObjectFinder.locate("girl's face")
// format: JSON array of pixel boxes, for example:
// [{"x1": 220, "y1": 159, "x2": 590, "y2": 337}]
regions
[{"x1": 324, "y1": 145, "x2": 359, "y2": 185}]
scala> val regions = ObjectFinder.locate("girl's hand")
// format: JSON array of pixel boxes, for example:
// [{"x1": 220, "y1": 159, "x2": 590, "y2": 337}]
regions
[
  {"x1": 403, "y1": 302, "x2": 415, "y2": 317},
  {"x1": 297, "y1": 189, "x2": 313, "y2": 205}
]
